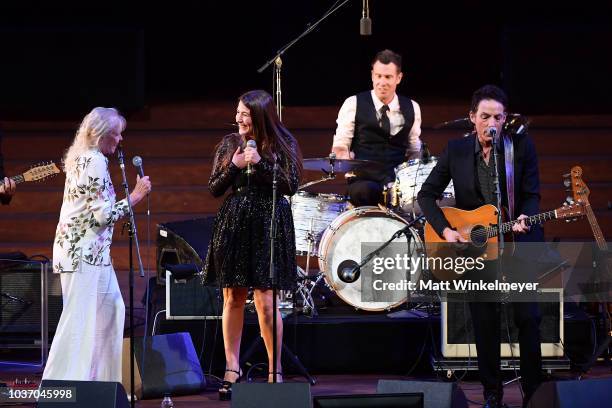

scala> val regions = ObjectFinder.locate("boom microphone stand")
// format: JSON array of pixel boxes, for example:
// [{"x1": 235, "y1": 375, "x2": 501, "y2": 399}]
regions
[
  {"x1": 257, "y1": 0, "x2": 351, "y2": 112},
  {"x1": 117, "y1": 146, "x2": 145, "y2": 408}
]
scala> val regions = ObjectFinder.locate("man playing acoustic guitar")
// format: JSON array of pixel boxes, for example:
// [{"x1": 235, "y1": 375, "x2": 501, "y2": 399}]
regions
[{"x1": 418, "y1": 85, "x2": 542, "y2": 408}]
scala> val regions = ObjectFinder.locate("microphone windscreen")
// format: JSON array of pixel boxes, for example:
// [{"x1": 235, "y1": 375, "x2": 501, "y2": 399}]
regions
[
  {"x1": 246, "y1": 139, "x2": 257, "y2": 149},
  {"x1": 132, "y1": 156, "x2": 142, "y2": 167}
]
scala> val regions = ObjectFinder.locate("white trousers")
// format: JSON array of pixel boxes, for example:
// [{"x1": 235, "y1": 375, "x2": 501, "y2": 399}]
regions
[{"x1": 42, "y1": 263, "x2": 125, "y2": 382}]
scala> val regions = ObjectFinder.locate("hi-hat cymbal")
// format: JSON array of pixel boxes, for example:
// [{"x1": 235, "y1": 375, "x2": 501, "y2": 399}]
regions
[{"x1": 303, "y1": 158, "x2": 383, "y2": 173}]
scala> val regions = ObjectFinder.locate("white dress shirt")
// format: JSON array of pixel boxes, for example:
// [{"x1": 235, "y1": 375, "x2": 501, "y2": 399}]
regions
[{"x1": 332, "y1": 90, "x2": 422, "y2": 158}]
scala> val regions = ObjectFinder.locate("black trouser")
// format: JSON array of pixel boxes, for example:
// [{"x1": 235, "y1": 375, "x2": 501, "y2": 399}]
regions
[
  {"x1": 467, "y1": 257, "x2": 543, "y2": 405},
  {"x1": 469, "y1": 300, "x2": 542, "y2": 404}
]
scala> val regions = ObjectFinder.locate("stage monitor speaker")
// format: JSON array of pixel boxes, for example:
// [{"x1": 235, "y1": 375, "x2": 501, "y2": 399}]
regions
[
  {"x1": 0, "y1": 258, "x2": 61, "y2": 364},
  {"x1": 314, "y1": 393, "x2": 424, "y2": 408},
  {"x1": 442, "y1": 288, "x2": 563, "y2": 358},
  {"x1": 165, "y1": 270, "x2": 222, "y2": 320},
  {"x1": 121, "y1": 332, "x2": 205, "y2": 399},
  {"x1": 231, "y1": 383, "x2": 311, "y2": 408},
  {"x1": 156, "y1": 217, "x2": 215, "y2": 285},
  {"x1": 37, "y1": 379, "x2": 128, "y2": 408},
  {"x1": 527, "y1": 378, "x2": 612, "y2": 408},
  {"x1": 377, "y1": 380, "x2": 467, "y2": 408}
]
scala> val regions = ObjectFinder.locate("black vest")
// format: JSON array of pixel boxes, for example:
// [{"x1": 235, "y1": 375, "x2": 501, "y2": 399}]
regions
[{"x1": 352, "y1": 91, "x2": 415, "y2": 181}]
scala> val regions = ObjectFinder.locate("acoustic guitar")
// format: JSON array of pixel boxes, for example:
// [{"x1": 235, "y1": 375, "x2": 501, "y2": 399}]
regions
[{"x1": 424, "y1": 172, "x2": 586, "y2": 280}]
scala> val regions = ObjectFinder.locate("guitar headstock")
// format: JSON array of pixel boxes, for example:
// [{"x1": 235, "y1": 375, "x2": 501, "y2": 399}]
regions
[
  {"x1": 564, "y1": 165, "x2": 590, "y2": 206},
  {"x1": 22, "y1": 162, "x2": 61, "y2": 182},
  {"x1": 555, "y1": 202, "x2": 585, "y2": 221}
]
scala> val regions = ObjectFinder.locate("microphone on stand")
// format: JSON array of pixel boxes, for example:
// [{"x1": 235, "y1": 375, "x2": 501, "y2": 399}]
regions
[
  {"x1": 487, "y1": 127, "x2": 498, "y2": 143},
  {"x1": 132, "y1": 156, "x2": 145, "y2": 178},
  {"x1": 360, "y1": 0, "x2": 372, "y2": 36}
]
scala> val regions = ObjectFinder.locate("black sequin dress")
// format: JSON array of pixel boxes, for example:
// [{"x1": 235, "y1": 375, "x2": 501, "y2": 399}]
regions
[{"x1": 203, "y1": 133, "x2": 299, "y2": 290}]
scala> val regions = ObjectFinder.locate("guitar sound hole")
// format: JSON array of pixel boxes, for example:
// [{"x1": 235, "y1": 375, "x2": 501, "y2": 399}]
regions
[{"x1": 470, "y1": 225, "x2": 488, "y2": 247}]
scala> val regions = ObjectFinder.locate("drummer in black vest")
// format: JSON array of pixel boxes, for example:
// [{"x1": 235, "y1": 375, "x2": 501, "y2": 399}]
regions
[{"x1": 331, "y1": 49, "x2": 422, "y2": 207}]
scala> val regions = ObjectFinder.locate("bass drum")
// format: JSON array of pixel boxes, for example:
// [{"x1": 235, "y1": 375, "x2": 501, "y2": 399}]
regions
[{"x1": 318, "y1": 207, "x2": 423, "y2": 311}]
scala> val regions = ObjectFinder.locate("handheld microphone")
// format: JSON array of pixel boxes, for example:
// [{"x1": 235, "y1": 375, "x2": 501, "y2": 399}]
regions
[
  {"x1": 360, "y1": 0, "x2": 372, "y2": 36},
  {"x1": 487, "y1": 127, "x2": 497, "y2": 138},
  {"x1": 246, "y1": 139, "x2": 257, "y2": 175},
  {"x1": 132, "y1": 156, "x2": 145, "y2": 178}
]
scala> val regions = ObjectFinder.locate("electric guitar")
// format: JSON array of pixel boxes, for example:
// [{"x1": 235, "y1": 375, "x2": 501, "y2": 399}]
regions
[
  {"x1": 424, "y1": 171, "x2": 586, "y2": 280},
  {"x1": 0, "y1": 162, "x2": 61, "y2": 194}
]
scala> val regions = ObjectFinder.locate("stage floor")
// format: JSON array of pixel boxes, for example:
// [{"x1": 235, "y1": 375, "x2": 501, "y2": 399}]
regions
[
  {"x1": 1, "y1": 365, "x2": 611, "y2": 408},
  {"x1": 0, "y1": 300, "x2": 607, "y2": 407}
]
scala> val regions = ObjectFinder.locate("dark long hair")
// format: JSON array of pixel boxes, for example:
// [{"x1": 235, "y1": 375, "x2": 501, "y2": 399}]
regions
[{"x1": 238, "y1": 90, "x2": 303, "y2": 182}]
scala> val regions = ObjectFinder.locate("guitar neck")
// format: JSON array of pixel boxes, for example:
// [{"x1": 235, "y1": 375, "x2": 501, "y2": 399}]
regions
[
  {"x1": 585, "y1": 203, "x2": 608, "y2": 251},
  {"x1": 11, "y1": 174, "x2": 25, "y2": 184},
  {"x1": 0, "y1": 174, "x2": 25, "y2": 193},
  {"x1": 486, "y1": 209, "x2": 558, "y2": 237}
]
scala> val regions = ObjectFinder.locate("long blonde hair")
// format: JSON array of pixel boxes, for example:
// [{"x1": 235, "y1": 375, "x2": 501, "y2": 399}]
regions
[{"x1": 63, "y1": 107, "x2": 126, "y2": 173}]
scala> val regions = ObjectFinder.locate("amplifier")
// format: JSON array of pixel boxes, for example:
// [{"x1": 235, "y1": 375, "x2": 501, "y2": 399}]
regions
[
  {"x1": 0, "y1": 258, "x2": 61, "y2": 364},
  {"x1": 441, "y1": 288, "x2": 564, "y2": 358},
  {"x1": 165, "y1": 270, "x2": 223, "y2": 320}
]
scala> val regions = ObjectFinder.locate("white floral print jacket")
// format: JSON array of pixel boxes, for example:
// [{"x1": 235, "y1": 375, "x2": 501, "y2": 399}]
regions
[{"x1": 53, "y1": 150, "x2": 129, "y2": 273}]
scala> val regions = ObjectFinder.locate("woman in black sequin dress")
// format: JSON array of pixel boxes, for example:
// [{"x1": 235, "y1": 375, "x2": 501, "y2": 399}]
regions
[{"x1": 203, "y1": 90, "x2": 302, "y2": 397}]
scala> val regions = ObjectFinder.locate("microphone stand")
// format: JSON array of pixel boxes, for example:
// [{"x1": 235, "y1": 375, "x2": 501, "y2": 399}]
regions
[
  {"x1": 349, "y1": 216, "x2": 425, "y2": 284},
  {"x1": 269, "y1": 158, "x2": 279, "y2": 383},
  {"x1": 257, "y1": 0, "x2": 351, "y2": 112},
  {"x1": 241, "y1": 156, "x2": 315, "y2": 385},
  {"x1": 490, "y1": 132, "x2": 506, "y2": 401},
  {"x1": 117, "y1": 147, "x2": 145, "y2": 408}
]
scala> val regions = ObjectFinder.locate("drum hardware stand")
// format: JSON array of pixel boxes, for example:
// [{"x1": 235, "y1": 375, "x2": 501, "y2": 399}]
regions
[{"x1": 290, "y1": 219, "x2": 323, "y2": 317}]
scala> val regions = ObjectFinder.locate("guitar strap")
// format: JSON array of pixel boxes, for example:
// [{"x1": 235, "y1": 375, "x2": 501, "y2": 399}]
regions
[{"x1": 503, "y1": 133, "x2": 515, "y2": 219}]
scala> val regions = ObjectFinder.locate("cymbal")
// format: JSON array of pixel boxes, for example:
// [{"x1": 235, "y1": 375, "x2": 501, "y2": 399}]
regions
[
  {"x1": 303, "y1": 158, "x2": 383, "y2": 173},
  {"x1": 432, "y1": 117, "x2": 471, "y2": 130},
  {"x1": 433, "y1": 113, "x2": 525, "y2": 130}
]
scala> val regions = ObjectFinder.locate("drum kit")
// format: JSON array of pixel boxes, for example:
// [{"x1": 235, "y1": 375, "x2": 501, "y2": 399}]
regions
[
  {"x1": 284, "y1": 114, "x2": 529, "y2": 314},
  {"x1": 285, "y1": 153, "x2": 456, "y2": 314}
]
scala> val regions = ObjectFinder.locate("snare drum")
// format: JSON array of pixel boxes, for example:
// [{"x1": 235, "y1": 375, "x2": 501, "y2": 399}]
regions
[
  {"x1": 392, "y1": 157, "x2": 455, "y2": 216},
  {"x1": 289, "y1": 191, "x2": 348, "y2": 257},
  {"x1": 317, "y1": 206, "x2": 423, "y2": 311}
]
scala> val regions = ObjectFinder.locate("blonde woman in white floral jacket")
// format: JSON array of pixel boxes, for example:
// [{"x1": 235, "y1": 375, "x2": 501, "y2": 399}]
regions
[{"x1": 43, "y1": 107, "x2": 151, "y2": 382}]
